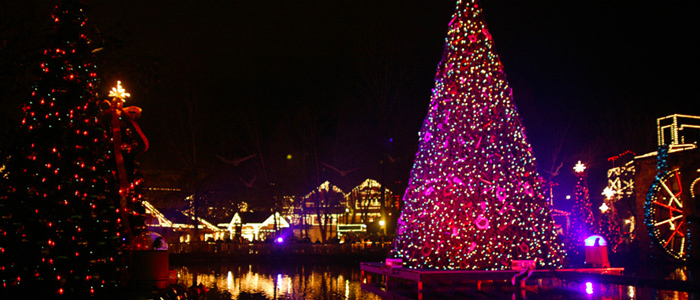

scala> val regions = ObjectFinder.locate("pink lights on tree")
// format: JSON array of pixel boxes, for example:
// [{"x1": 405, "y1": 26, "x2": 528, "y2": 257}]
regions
[{"x1": 391, "y1": 0, "x2": 565, "y2": 270}]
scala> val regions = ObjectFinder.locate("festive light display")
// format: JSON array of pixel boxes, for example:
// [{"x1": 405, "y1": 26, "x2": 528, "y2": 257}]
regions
[
  {"x1": 597, "y1": 179, "x2": 622, "y2": 253},
  {"x1": 596, "y1": 201, "x2": 621, "y2": 253},
  {"x1": 566, "y1": 161, "x2": 596, "y2": 256},
  {"x1": 392, "y1": 0, "x2": 565, "y2": 270},
  {"x1": 0, "y1": 1, "x2": 146, "y2": 296},
  {"x1": 606, "y1": 163, "x2": 635, "y2": 198},
  {"x1": 101, "y1": 79, "x2": 149, "y2": 244},
  {"x1": 645, "y1": 145, "x2": 687, "y2": 260},
  {"x1": 601, "y1": 187, "x2": 616, "y2": 200}
]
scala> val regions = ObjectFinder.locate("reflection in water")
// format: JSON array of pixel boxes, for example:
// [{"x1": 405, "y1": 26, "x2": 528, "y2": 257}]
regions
[
  {"x1": 176, "y1": 263, "x2": 382, "y2": 300},
  {"x1": 176, "y1": 263, "x2": 695, "y2": 300}
]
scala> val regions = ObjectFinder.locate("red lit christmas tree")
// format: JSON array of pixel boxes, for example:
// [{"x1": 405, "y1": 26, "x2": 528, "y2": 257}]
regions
[
  {"x1": 567, "y1": 161, "x2": 596, "y2": 256},
  {"x1": 597, "y1": 197, "x2": 622, "y2": 253},
  {"x1": 0, "y1": 1, "x2": 145, "y2": 296},
  {"x1": 392, "y1": 0, "x2": 565, "y2": 270}
]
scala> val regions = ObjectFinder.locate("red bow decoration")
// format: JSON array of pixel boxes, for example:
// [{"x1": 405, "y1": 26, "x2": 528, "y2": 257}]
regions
[{"x1": 102, "y1": 97, "x2": 149, "y2": 243}]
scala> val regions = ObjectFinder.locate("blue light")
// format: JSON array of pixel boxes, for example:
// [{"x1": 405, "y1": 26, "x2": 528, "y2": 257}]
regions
[{"x1": 584, "y1": 235, "x2": 607, "y2": 247}]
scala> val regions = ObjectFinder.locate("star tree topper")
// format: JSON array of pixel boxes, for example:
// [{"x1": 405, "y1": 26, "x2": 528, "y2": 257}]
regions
[{"x1": 108, "y1": 81, "x2": 130, "y2": 102}]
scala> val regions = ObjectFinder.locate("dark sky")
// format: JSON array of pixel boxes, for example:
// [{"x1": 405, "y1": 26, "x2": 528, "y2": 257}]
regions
[{"x1": 2, "y1": 0, "x2": 699, "y2": 208}]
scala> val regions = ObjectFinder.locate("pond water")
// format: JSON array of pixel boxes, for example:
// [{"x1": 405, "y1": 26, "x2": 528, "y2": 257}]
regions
[
  {"x1": 176, "y1": 262, "x2": 382, "y2": 300},
  {"x1": 174, "y1": 263, "x2": 696, "y2": 300}
]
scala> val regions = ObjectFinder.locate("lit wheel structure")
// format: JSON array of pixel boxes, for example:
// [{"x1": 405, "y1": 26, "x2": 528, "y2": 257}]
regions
[{"x1": 645, "y1": 168, "x2": 687, "y2": 260}]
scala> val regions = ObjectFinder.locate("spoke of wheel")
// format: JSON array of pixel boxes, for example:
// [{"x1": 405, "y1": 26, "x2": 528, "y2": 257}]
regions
[
  {"x1": 653, "y1": 201, "x2": 683, "y2": 214},
  {"x1": 664, "y1": 230, "x2": 677, "y2": 248},
  {"x1": 674, "y1": 170, "x2": 682, "y2": 197},
  {"x1": 680, "y1": 237, "x2": 686, "y2": 255},
  {"x1": 664, "y1": 222, "x2": 685, "y2": 249},
  {"x1": 661, "y1": 180, "x2": 683, "y2": 208},
  {"x1": 655, "y1": 215, "x2": 683, "y2": 227}
]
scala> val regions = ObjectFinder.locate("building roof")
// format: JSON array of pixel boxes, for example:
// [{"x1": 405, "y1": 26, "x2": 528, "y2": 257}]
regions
[{"x1": 234, "y1": 211, "x2": 273, "y2": 224}]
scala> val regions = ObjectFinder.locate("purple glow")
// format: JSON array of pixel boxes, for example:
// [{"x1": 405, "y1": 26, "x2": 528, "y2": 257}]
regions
[
  {"x1": 585, "y1": 282, "x2": 593, "y2": 295},
  {"x1": 584, "y1": 235, "x2": 607, "y2": 247},
  {"x1": 276, "y1": 237, "x2": 284, "y2": 243}
]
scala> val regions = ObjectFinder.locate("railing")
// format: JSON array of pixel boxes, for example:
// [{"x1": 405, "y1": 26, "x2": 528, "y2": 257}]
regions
[{"x1": 168, "y1": 241, "x2": 392, "y2": 256}]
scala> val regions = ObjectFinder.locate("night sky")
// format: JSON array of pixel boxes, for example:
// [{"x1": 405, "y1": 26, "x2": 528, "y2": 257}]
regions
[{"x1": 2, "y1": 0, "x2": 699, "y2": 210}]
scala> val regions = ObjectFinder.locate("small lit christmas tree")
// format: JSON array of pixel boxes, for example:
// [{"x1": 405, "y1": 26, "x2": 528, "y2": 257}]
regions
[
  {"x1": 597, "y1": 193, "x2": 622, "y2": 253},
  {"x1": 0, "y1": 1, "x2": 145, "y2": 296},
  {"x1": 567, "y1": 161, "x2": 596, "y2": 256},
  {"x1": 392, "y1": 0, "x2": 565, "y2": 270}
]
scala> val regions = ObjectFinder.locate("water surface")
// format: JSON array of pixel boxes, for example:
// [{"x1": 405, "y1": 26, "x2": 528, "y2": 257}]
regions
[{"x1": 174, "y1": 263, "x2": 695, "y2": 300}]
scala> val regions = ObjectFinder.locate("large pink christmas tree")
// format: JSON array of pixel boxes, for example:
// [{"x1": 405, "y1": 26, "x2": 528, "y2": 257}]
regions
[{"x1": 392, "y1": 0, "x2": 565, "y2": 270}]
